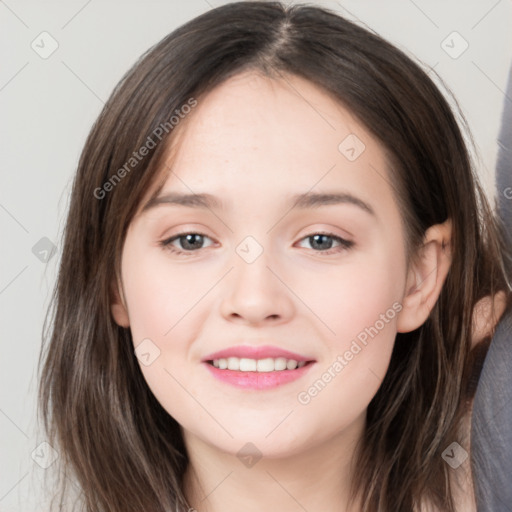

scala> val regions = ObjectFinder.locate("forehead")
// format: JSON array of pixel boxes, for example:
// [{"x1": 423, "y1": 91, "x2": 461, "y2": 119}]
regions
[
  {"x1": 176, "y1": 71, "x2": 369, "y2": 160},
  {"x1": 139, "y1": 71, "x2": 397, "y2": 220}
]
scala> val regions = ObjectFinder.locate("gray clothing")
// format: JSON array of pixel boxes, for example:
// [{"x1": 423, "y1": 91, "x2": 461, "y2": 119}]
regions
[{"x1": 471, "y1": 64, "x2": 512, "y2": 512}]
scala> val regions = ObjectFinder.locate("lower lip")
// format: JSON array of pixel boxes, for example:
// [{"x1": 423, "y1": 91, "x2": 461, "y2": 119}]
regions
[{"x1": 203, "y1": 362, "x2": 315, "y2": 390}]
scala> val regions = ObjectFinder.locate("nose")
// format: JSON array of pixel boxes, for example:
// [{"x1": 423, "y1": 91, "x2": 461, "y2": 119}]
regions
[{"x1": 219, "y1": 245, "x2": 296, "y2": 326}]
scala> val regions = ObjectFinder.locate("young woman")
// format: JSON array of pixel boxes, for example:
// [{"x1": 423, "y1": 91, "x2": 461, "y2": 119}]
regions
[{"x1": 38, "y1": 2, "x2": 511, "y2": 511}]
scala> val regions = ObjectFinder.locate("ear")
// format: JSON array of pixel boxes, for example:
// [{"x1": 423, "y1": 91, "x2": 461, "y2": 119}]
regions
[
  {"x1": 110, "y1": 278, "x2": 130, "y2": 328},
  {"x1": 396, "y1": 219, "x2": 452, "y2": 333}
]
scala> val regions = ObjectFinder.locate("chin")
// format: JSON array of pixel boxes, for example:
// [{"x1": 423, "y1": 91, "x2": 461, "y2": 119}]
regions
[{"x1": 196, "y1": 421, "x2": 312, "y2": 459}]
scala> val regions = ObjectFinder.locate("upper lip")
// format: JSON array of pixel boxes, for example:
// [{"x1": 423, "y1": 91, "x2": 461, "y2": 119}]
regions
[{"x1": 202, "y1": 344, "x2": 315, "y2": 363}]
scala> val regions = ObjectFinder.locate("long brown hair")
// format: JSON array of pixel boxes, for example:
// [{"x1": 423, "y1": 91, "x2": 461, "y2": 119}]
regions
[{"x1": 37, "y1": 2, "x2": 512, "y2": 511}]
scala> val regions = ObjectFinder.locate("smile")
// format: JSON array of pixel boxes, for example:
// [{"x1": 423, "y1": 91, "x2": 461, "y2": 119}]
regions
[
  {"x1": 210, "y1": 356, "x2": 307, "y2": 372},
  {"x1": 203, "y1": 358, "x2": 315, "y2": 390}
]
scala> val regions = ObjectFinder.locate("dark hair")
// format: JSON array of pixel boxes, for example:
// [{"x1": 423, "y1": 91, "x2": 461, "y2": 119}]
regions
[{"x1": 38, "y1": 2, "x2": 512, "y2": 511}]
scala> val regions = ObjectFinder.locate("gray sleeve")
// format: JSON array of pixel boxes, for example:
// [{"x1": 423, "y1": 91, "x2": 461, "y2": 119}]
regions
[
  {"x1": 471, "y1": 64, "x2": 512, "y2": 512},
  {"x1": 496, "y1": 64, "x2": 512, "y2": 255},
  {"x1": 471, "y1": 312, "x2": 512, "y2": 512}
]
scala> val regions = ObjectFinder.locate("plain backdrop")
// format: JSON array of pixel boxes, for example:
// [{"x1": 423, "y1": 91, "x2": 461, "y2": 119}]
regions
[{"x1": 1, "y1": 1, "x2": 511, "y2": 510}]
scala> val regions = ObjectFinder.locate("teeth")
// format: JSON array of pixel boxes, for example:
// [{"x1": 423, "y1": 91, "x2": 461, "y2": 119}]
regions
[
  {"x1": 274, "y1": 357, "x2": 287, "y2": 371},
  {"x1": 211, "y1": 357, "x2": 308, "y2": 372}
]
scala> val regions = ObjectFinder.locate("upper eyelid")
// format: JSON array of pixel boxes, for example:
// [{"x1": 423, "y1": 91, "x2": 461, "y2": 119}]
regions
[{"x1": 163, "y1": 230, "x2": 349, "y2": 239}]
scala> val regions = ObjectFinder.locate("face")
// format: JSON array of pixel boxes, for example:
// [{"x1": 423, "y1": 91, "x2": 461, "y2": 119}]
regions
[{"x1": 112, "y1": 71, "x2": 419, "y2": 458}]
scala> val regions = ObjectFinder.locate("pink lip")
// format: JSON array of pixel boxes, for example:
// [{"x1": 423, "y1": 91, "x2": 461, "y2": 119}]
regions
[
  {"x1": 203, "y1": 361, "x2": 315, "y2": 390},
  {"x1": 202, "y1": 344, "x2": 314, "y2": 363}
]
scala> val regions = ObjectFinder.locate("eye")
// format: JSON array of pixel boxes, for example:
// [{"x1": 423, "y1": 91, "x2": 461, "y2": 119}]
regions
[
  {"x1": 159, "y1": 231, "x2": 354, "y2": 257},
  {"x1": 296, "y1": 232, "x2": 354, "y2": 255},
  {"x1": 160, "y1": 232, "x2": 215, "y2": 256}
]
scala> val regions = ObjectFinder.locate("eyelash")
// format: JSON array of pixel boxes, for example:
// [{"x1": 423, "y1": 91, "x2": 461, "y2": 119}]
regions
[{"x1": 159, "y1": 231, "x2": 354, "y2": 257}]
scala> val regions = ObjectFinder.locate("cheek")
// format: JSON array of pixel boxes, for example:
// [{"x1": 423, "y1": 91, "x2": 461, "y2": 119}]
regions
[
  {"x1": 121, "y1": 247, "x2": 209, "y2": 341},
  {"x1": 296, "y1": 247, "x2": 406, "y2": 346},
  {"x1": 292, "y1": 267, "x2": 402, "y2": 439},
  {"x1": 120, "y1": 247, "x2": 207, "y2": 425},
  {"x1": 294, "y1": 248, "x2": 405, "y2": 405},
  {"x1": 120, "y1": 246, "x2": 216, "y2": 402}
]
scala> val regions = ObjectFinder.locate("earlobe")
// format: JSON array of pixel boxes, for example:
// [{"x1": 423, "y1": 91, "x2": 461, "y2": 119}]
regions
[
  {"x1": 396, "y1": 219, "x2": 452, "y2": 333},
  {"x1": 110, "y1": 279, "x2": 130, "y2": 328}
]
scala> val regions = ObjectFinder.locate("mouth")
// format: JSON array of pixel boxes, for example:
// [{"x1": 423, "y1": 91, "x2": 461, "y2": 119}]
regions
[
  {"x1": 203, "y1": 357, "x2": 316, "y2": 391},
  {"x1": 206, "y1": 357, "x2": 313, "y2": 372},
  {"x1": 201, "y1": 346, "x2": 316, "y2": 390}
]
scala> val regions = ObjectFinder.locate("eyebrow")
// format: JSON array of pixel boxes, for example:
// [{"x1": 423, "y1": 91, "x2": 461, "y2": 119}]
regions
[{"x1": 141, "y1": 191, "x2": 376, "y2": 216}]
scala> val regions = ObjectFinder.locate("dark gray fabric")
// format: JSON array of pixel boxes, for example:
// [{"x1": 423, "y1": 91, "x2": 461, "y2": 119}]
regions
[
  {"x1": 472, "y1": 313, "x2": 512, "y2": 511},
  {"x1": 496, "y1": 64, "x2": 512, "y2": 274},
  {"x1": 471, "y1": 63, "x2": 512, "y2": 512}
]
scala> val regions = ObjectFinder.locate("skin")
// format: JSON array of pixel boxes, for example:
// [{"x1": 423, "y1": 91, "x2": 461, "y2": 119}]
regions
[
  {"x1": 471, "y1": 291, "x2": 507, "y2": 347},
  {"x1": 111, "y1": 71, "x2": 452, "y2": 512}
]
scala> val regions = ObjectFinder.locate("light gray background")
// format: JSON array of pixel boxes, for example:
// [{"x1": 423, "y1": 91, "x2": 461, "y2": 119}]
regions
[{"x1": 1, "y1": 1, "x2": 511, "y2": 510}]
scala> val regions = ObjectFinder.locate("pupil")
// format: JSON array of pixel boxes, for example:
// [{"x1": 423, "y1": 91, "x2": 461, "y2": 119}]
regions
[
  {"x1": 311, "y1": 234, "x2": 332, "y2": 250},
  {"x1": 182, "y1": 234, "x2": 203, "y2": 250}
]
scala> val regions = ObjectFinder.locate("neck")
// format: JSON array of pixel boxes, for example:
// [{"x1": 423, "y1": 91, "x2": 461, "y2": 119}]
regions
[{"x1": 182, "y1": 414, "x2": 365, "y2": 512}]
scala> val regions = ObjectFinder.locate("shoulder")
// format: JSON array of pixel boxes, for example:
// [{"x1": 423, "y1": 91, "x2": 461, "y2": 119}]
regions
[{"x1": 471, "y1": 305, "x2": 512, "y2": 510}]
